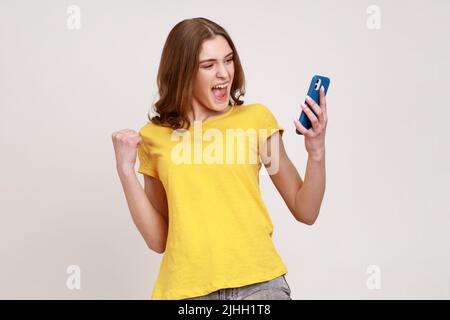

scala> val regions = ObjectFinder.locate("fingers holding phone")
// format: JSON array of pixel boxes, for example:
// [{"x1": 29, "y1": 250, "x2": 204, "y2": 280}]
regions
[{"x1": 295, "y1": 75, "x2": 330, "y2": 136}]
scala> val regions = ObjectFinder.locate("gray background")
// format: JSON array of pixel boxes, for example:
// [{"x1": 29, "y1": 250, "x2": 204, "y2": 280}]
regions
[{"x1": 1, "y1": 0, "x2": 449, "y2": 299}]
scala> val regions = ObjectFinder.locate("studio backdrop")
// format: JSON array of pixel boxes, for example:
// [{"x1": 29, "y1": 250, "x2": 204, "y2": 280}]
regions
[{"x1": 0, "y1": 0, "x2": 449, "y2": 299}]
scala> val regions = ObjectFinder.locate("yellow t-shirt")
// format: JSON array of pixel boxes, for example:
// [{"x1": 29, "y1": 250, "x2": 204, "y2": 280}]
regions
[{"x1": 137, "y1": 103, "x2": 288, "y2": 300}]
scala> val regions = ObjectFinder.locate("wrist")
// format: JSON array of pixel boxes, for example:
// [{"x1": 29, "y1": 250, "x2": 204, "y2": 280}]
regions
[
  {"x1": 308, "y1": 148, "x2": 325, "y2": 161},
  {"x1": 117, "y1": 164, "x2": 136, "y2": 178}
]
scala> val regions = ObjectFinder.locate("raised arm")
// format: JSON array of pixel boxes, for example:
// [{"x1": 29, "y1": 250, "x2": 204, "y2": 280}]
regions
[
  {"x1": 261, "y1": 86, "x2": 328, "y2": 225},
  {"x1": 262, "y1": 132, "x2": 325, "y2": 225},
  {"x1": 112, "y1": 129, "x2": 168, "y2": 253}
]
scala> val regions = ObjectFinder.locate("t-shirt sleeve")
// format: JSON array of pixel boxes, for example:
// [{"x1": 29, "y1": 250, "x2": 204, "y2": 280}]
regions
[
  {"x1": 137, "y1": 127, "x2": 159, "y2": 179},
  {"x1": 257, "y1": 103, "x2": 284, "y2": 144}
]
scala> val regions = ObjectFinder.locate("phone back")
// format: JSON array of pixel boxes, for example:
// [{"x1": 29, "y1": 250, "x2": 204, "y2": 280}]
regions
[{"x1": 296, "y1": 75, "x2": 330, "y2": 134}]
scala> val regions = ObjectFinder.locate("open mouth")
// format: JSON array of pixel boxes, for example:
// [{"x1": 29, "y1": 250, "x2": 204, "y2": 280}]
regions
[{"x1": 211, "y1": 83, "x2": 228, "y2": 101}]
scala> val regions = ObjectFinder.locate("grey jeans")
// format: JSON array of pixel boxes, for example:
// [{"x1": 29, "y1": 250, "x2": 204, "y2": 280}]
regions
[{"x1": 182, "y1": 275, "x2": 292, "y2": 300}]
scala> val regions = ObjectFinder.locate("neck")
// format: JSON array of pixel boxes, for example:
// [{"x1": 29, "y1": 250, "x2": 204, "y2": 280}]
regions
[{"x1": 188, "y1": 104, "x2": 231, "y2": 123}]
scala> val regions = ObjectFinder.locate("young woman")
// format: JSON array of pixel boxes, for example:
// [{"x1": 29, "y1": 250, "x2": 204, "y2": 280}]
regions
[{"x1": 112, "y1": 17, "x2": 327, "y2": 300}]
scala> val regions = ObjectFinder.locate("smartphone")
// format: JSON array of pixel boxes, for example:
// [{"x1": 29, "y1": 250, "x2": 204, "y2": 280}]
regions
[{"x1": 296, "y1": 75, "x2": 330, "y2": 135}]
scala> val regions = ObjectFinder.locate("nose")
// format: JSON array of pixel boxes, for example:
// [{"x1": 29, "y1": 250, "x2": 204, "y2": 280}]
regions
[{"x1": 216, "y1": 62, "x2": 229, "y2": 78}]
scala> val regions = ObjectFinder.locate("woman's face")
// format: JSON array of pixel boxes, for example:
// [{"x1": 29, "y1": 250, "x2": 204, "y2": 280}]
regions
[{"x1": 193, "y1": 35, "x2": 235, "y2": 113}]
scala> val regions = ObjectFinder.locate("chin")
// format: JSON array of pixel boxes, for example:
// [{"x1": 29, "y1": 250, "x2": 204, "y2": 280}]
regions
[{"x1": 208, "y1": 99, "x2": 228, "y2": 110}]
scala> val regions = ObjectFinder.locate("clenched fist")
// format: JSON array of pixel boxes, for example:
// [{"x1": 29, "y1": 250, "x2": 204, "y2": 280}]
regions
[{"x1": 111, "y1": 129, "x2": 142, "y2": 173}]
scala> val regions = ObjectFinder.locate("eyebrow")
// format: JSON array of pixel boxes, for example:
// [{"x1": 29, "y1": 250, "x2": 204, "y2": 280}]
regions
[{"x1": 199, "y1": 51, "x2": 234, "y2": 64}]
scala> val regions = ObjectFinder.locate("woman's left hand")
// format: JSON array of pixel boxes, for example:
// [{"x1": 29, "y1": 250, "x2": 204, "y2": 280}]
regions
[{"x1": 293, "y1": 86, "x2": 328, "y2": 158}]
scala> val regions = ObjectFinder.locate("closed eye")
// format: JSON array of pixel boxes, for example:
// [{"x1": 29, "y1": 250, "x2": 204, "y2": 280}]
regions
[{"x1": 204, "y1": 58, "x2": 234, "y2": 69}]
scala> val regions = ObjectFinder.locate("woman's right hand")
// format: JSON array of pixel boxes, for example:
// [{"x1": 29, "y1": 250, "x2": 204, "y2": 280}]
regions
[{"x1": 111, "y1": 129, "x2": 142, "y2": 173}]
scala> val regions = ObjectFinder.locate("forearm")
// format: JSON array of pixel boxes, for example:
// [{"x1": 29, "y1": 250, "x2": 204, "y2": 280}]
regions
[
  {"x1": 294, "y1": 149, "x2": 326, "y2": 225},
  {"x1": 117, "y1": 166, "x2": 168, "y2": 253}
]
